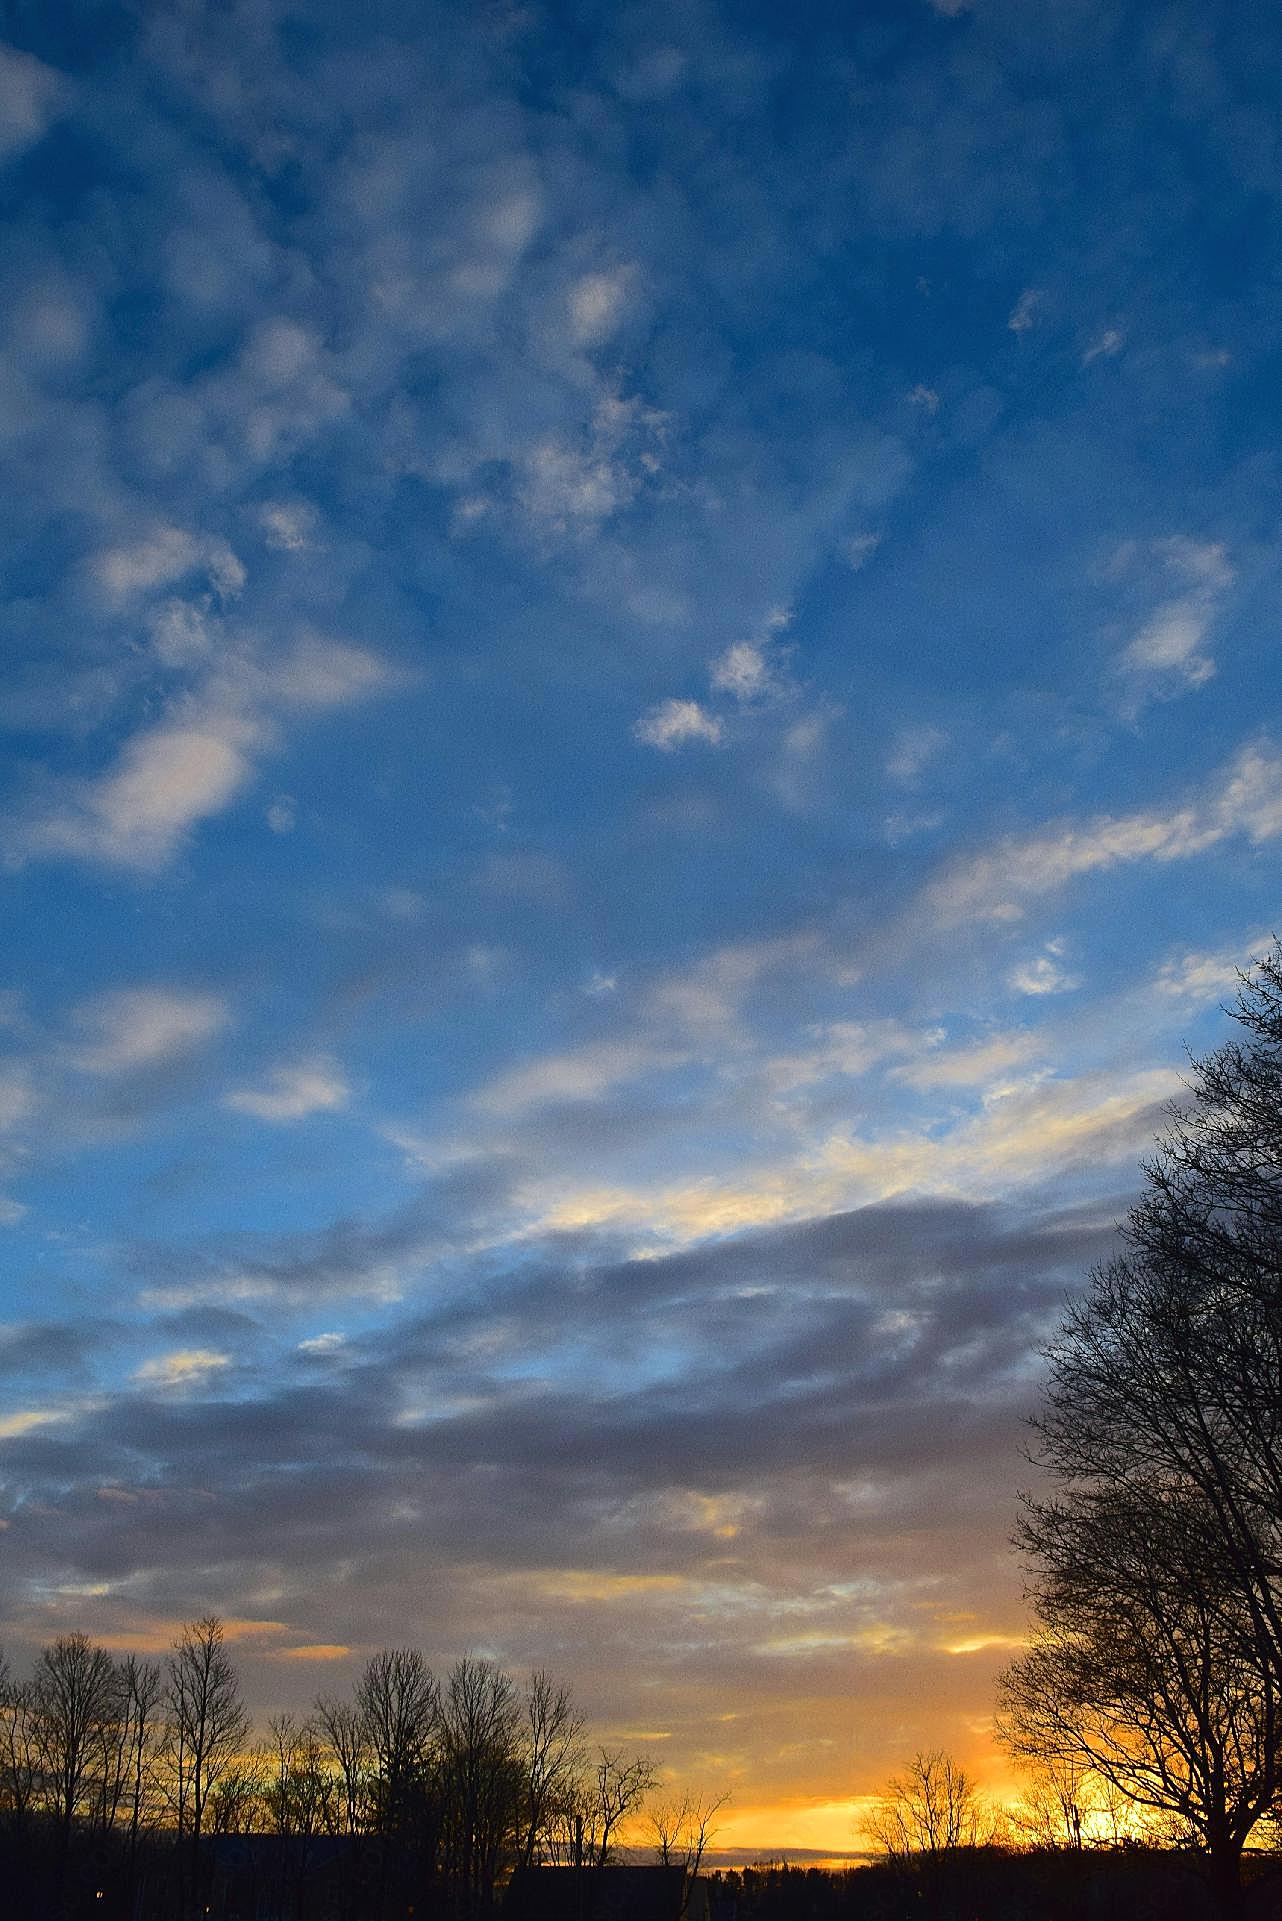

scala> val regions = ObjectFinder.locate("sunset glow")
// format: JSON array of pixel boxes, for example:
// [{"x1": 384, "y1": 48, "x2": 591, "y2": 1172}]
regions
[{"x1": 2, "y1": 0, "x2": 1281, "y2": 1865}]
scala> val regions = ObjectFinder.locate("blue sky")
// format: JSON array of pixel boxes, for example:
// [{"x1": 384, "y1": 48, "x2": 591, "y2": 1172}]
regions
[{"x1": 2, "y1": 0, "x2": 1282, "y2": 1848}]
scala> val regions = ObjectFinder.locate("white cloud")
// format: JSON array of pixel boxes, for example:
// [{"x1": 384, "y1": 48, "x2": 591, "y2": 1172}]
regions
[
  {"x1": 710, "y1": 609, "x2": 792, "y2": 703},
  {"x1": 1082, "y1": 327, "x2": 1124, "y2": 364},
  {"x1": 634, "y1": 698, "x2": 724, "y2": 750},
  {"x1": 568, "y1": 267, "x2": 634, "y2": 346},
  {"x1": 764, "y1": 1020, "x2": 927, "y2": 1094},
  {"x1": 842, "y1": 532, "x2": 881, "y2": 571},
  {"x1": 298, "y1": 1331, "x2": 347, "y2": 1355},
  {"x1": 475, "y1": 1039, "x2": 678, "y2": 1115},
  {"x1": 892, "y1": 1031, "x2": 1039, "y2": 1089},
  {"x1": 0, "y1": 42, "x2": 65, "y2": 161},
  {"x1": 1151, "y1": 938, "x2": 1264, "y2": 1004},
  {"x1": 259, "y1": 500, "x2": 319, "y2": 551},
  {"x1": 521, "y1": 1063, "x2": 1182, "y2": 1248},
  {"x1": 886, "y1": 724, "x2": 946, "y2": 784},
  {"x1": 134, "y1": 1348, "x2": 230, "y2": 1390},
  {"x1": 515, "y1": 390, "x2": 665, "y2": 536},
  {"x1": 226, "y1": 1058, "x2": 350, "y2": 1123},
  {"x1": 70, "y1": 988, "x2": 229, "y2": 1074},
  {"x1": 1118, "y1": 537, "x2": 1233, "y2": 694},
  {"x1": 711, "y1": 640, "x2": 773, "y2": 700},
  {"x1": 10, "y1": 637, "x2": 390, "y2": 871},
  {"x1": 263, "y1": 636, "x2": 390, "y2": 710},
  {"x1": 23, "y1": 716, "x2": 263, "y2": 871},
  {"x1": 0, "y1": 1066, "x2": 31, "y2": 1130},
  {"x1": 927, "y1": 742, "x2": 1282, "y2": 923},
  {"x1": 908, "y1": 384, "x2": 940, "y2": 413},
  {"x1": 1007, "y1": 288, "x2": 1041, "y2": 333},
  {"x1": 0, "y1": 1196, "x2": 25, "y2": 1226},
  {"x1": 94, "y1": 524, "x2": 245, "y2": 605},
  {"x1": 1008, "y1": 941, "x2": 1081, "y2": 997}
]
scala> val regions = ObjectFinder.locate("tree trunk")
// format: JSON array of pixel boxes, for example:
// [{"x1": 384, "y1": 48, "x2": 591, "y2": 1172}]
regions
[{"x1": 1206, "y1": 1836, "x2": 1245, "y2": 1921}]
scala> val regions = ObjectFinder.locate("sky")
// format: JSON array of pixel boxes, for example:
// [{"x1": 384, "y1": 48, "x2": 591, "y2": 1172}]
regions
[{"x1": 2, "y1": 0, "x2": 1282, "y2": 1857}]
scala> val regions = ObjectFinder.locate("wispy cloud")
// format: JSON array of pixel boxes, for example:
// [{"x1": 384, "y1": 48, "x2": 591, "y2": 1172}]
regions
[
  {"x1": 69, "y1": 989, "x2": 229, "y2": 1075},
  {"x1": 1007, "y1": 941, "x2": 1081, "y2": 998},
  {"x1": 225, "y1": 1058, "x2": 350, "y2": 1123},
  {"x1": 928, "y1": 741, "x2": 1282, "y2": 924},
  {"x1": 8, "y1": 636, "x2": 391, "y2": 871},
  {"x1": 0, "y1": 40, "x2": 67, "y2": 161},
  {"x1": 1116, "y1": 536, "x2": 1234, "y2": 697},
  {"x1": 134, "y1": 1348, "x2": 231, "y2": 1391},
  {"x1": 634, "y1": 698, "x2": 724, "y2": 750}
]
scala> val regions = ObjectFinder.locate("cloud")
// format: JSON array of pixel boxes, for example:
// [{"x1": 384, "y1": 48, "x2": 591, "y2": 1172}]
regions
[
  {"x1": 711, "y1": 610, "x2": 792, "y2": 702},
  {"x1": 634, "y1": 699, "x2": 724, "y2": 750},
  {"x1": 1117, "y1": 537, "x2": 1234, "y2": 695},
  {"x1": 133, "y1": 1348, "x2": 231, "y2": 1390},
  {"x1": 842, "y1": 532, "x2": 881, "y2": 570},
  {"x1": 892, "y1": 1032, "x2": 1039, "y2": 1090},
  {"x1": 1082, "y1": 327, "x2": 1124, "y2": 364},
  {"x1": 258, "y1": 500, "x2": 319, "y2": 551},
  {"x1": 474, "y1": 1040, "x2": 680, "y2": 1115},
  {"x1": 225, "y1": 1058, "x2": 350, "y2": 1123},
  {"x1": 94, "y1": 524, "x2": 245, "y2": 605},
  {"x1": 515, "y1": 391, "x2": 665, "y2": 536},
  {"x1": 886, "y1": 725, "x2": 946, "y2": 784},
  {"x1": 1007, "y1": 288, "x2": 1041, "y2": 333},
  {"x1": 1007, "y1": 942, "x2": 1081, "y2": 997},
  {"x1": 9, "y1": 637, "x2": 390, "y2": 871},
  {"x1": 764, "y1": 1021, "x2": 928, "y2": 1095},
  {"x1": 70, "y1": 989, "x2": 229, "y2": 1075},
  {"x1": 927, "y1": 741, "x2": 1282, "y2": 923},
  {"x1": 1150, "y1": 937, "x2": 1265, "y2": 1004},
  {"x1": 22, "y1": 717, "x2": 265, "y2": 871},
  {"x1": 0, "y1": 41, "x2": 66, "y2": 161},
  {"x1": 568, "y1": 267, "x2": 635, "y2": 346}
]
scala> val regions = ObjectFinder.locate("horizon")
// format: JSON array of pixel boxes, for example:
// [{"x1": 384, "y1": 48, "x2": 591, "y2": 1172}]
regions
[{"x1": 3, "y1": 0, "x2": 1282, "y2": 1862}]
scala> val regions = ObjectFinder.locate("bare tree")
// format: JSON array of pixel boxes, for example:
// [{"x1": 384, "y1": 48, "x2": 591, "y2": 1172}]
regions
[
  {"x1": 1006, "y1": 947, "x2": 1282, "y2": 1919},
  {"x1": 999, "y1": 1483, "x2": 1280, "y2": 1917},
  {"x1": 31, "y1": 1632, "x2": 118, "y2": 1853},
  {"x1": 0, "y1": 1654, "x2": 40, "y2": 1834},
  {"x1": 869, "y1": 1750, "x2": 987, "y2": 1858},
  {"x1": 1007, "y1": 1752, "x2": 1099, "y2": 1850},
  {"x1": 355, "y1": 1646, "x2": 439, "y2": 1834},
  {"x1": 439, "y1": 1656, "x2": 524, "y2": 1917},
  {"x1": 649, "y1": 1789, "x2": 727, "y2": 1914},
  {"x1": 517, "y1": 1669, "x2": 584, "y2": 1871},
  {"x1": 586, "y1": 1748, "x2": 657, "y2": 1867},
  {"x1": 312, "y1": 1692, "x2": 372, "y2": 1836},
  {"x1": 165, "y1": 1615, "x2": 250, "y2": 1919}
]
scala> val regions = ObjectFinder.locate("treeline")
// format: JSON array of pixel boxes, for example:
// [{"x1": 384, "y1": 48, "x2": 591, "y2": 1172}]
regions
[
  {"x1": 0, "y1": 1615, "x2": 667, "y2": 1921},
  {"x1": 711, "y1": 1852, "x2": 1263, "y2": 1921}
]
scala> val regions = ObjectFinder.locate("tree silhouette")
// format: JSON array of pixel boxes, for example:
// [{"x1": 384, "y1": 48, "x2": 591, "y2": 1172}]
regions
[{"x1": 1003, "y1": 943, "x2": 1282, "y2": 1920}]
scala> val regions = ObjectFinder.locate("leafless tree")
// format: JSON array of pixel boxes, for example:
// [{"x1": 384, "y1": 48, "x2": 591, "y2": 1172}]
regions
[
  {"x1": 649, "y1": 1789, "x2": 727, "y2": 1913},
  {"x1": 312, "y1": 1692, "x2": 372, "y2": 1836},
  {"x1": 0, "y1": 1653, "x2": 40, "y2": 1832},
  {"x1": 517, "y1": 1669, "x2": 584, "y2": 1871},
  {"x1": 1006, "y1": 947, "x2": 1282, "y2": 1918},
  {"x1": 439, "y1": 1657, "x2": 524, "y2": 1917},
  {"x1": 1007, "y1": 1752, "x2": 1099, "y2": 1850},
  {"x1": 31, "y1": 1632, "x2": 118, "y2": 1852},
  {"x1": 355, "y1": 1646, "x2": 439, "y2": 1833},
  {"x1": 165, "y1": 1615, "x2": 250, "y2": 1919},
  {"x1": 586, "y1": 1748, "x2": 658, "y2": 1867},
  {"x1": 1000, "y1": 1483, "x2": 1280, "y2": 1918},
  {"x1": 868, "y1": 1749, "x2": 987, "y2": 1859}
]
